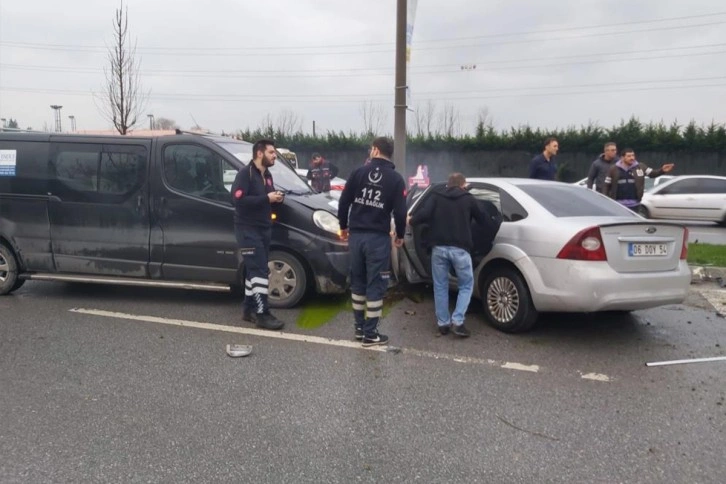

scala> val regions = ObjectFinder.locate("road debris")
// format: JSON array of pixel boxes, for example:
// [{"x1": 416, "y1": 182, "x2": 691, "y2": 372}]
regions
[{"x1": 226, "y1": 344, "x2": 253, "y2": 358}]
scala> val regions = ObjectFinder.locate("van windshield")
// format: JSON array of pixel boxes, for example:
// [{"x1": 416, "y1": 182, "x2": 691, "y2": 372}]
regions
[{"x1": 216, "y1": 141, "x2": 311, "y2": 194}]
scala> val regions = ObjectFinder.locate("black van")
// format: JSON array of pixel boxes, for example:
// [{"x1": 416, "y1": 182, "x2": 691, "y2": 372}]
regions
[{"x1": 0, "y1": 132, "x2": 349, "y2": 307}]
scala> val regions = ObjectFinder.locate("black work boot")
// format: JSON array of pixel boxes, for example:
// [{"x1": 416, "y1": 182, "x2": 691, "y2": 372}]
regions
[
  {"x1": 242, "y1": 307, "x2": 255, "y2": 323},
  {"x1": 255, "y1": 312, "x2": 285, "y2": 331}
]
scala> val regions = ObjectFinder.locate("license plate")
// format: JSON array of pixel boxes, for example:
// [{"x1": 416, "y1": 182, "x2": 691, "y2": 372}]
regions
[{"x1": 628, "y1": 243, "x2": 668, "y2": 257}]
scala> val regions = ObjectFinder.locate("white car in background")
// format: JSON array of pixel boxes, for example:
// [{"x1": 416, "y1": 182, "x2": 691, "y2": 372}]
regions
[
  {"x1": 573, "y1": 175, "x2": 675, "y2": 192},
  {"x1": 295, "y1": 168, "x2": 346, "y2": 198},
  {"x1": 640, "y1": 175, "x2": 726, "y2": 225}
]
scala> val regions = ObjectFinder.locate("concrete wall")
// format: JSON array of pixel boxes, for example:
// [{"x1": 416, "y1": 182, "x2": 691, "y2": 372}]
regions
[{"x1": 295, "y1": 150, "x2": 726, "y2": 183}]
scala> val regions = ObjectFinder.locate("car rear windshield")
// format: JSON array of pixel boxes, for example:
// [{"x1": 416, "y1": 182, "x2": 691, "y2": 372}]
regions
[{"x1": 518, "y1": 184, "x2": 638, "y2": 217}]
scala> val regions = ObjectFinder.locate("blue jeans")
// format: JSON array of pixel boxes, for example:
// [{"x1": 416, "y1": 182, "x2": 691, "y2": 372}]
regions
[{"x1": 431, "y1": 246, "x2": 474, "y2": 327}]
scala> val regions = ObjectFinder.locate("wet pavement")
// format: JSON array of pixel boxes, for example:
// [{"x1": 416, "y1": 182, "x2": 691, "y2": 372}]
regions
[{"x1": 1, "y1": 280, "x2": 724, "y2": 482}]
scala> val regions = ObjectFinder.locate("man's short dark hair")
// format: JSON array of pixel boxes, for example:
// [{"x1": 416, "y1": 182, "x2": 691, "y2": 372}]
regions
[
  {"x1": 604, "y1": 141, "x2": 616, "y2": 150},
  {"x1": 621, "y1": 148, "x2": 635, "y2": 156},
  {"x1": 252, "y1": 139, "x2": 275, "y2": 160},
  {"x1": 312, "y1": 152, "x2": 321, "y2": 159},
  {"x1": 371, "y1": 137, "x2": 394, "y2": 158},
  {"x1": 543, "y1": 137, "x2": 558, "y2": 149},
  {"x1": 447, "y1": 172, "x2": 466, "y2": 188}
]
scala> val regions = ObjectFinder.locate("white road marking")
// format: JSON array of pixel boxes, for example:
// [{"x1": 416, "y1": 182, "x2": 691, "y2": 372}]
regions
[
  {"x1": 69, "y1": 308, "x2": 609, "y2": 382},
  {"x1": 646, "y1": 356, "x2": 726, "y2": 367},
  {"x1": 580, "y1": 372, "x2": 613, "y2": 382},
  {"x1": 501, "y1": 362, "x2": 540, "y2": 373},
  {"x1": 69, "y1": 307, "x2": 388, "y2": 352}
]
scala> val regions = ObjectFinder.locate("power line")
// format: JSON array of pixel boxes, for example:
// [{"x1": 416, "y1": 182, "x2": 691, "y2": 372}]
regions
[
  {"x1": 417, "y1": 11, "x2": 726, "y2": 43},
  {"x1": 3, "y1": 42, "x2": 726, "y2": 75},
  {"x1": 0, "y1": 83, "x2": 721, "y2": 103},
  {"x1": 2, "y1": 49, "x2": 725, "y2": 79},
  {"x1": 1, "y1": 21, "x2": 724, "y2": 57},
  {"x1": 2, "y1": 76, "x2": 724, "y2": 101},
  {"x1": 1, "y1": 11, "x2": 725, "y2": 52}
]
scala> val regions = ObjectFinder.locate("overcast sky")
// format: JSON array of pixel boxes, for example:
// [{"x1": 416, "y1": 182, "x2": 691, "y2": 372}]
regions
[{"x1": 1, "y1": 0, "x2": 725, "y2": 136}]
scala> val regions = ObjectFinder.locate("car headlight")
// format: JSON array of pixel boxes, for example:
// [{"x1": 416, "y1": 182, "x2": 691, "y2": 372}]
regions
[{"x1": 313, "y1": 210, "x2": 341, "y2": 235}]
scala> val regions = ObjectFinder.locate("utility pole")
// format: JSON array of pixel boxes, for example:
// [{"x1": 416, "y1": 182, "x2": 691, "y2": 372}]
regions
[
  {"x1": 147, "y1": 114, "x2": 155, "y2": 130},
  {"x1": 50, "y1": 105, "x2": 63, "y2": 132},
  {"x1": 393, "y1": 0, "x2": 407, "y2": 173},
  {"x1": 68, "y1": 115, "x2": 76, "y2": 132},
  {"x1": 312, "y1": 120, "x2": 316, "y2": 138}
]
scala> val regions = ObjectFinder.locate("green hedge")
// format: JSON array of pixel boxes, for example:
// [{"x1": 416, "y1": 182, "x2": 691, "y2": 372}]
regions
[{"x1": 235, "y1": 117, "x2": 726, "y2": 154}]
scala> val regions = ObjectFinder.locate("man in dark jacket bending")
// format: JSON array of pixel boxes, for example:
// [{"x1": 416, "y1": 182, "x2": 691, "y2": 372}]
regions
[{"x1": 409, "y1": 173, "x2": 499, "y2": 337}]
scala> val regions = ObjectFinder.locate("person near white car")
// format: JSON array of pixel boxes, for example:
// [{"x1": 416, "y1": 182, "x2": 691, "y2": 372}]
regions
[
  {"x1": 409, "y1": 173, "x2": 499, "y2": 338},
  {"x1": 603, "y1": 148, "x2": 674, "y2": 211},
  {"x1": 586, "y1": 141, "x2": 618, "y2": 192},
  {"x1": 306, "y1": 153, "x2": 339, "y2": 193}
]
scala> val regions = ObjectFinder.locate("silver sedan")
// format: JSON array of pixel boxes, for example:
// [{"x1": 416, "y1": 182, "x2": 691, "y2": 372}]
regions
[{"x1": 397, "y1": 179, "x2": 692, "y2": 333}]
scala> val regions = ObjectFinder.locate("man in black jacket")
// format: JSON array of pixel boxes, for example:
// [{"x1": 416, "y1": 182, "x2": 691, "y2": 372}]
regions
[
  {"x1": 231, "y1": 139, "x2": 285, "y2": 330},
  {"x1": 306, "y1": 153, "x2": 339, "y2": 192},
  {"x1": 338, "y1": 137, "x2": 407, "y2": 347},
  {"x1": 409, "y1": 173, "x2": 499, "y2": 337}
]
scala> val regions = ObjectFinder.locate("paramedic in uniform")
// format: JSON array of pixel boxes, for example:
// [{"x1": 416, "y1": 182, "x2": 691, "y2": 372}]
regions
[
  {"x1": 337, "y1": 137, "x2": 407, "y2": 347},
  {"x1": 231, "y1": 139, "x2": 285, "y2": 330}
]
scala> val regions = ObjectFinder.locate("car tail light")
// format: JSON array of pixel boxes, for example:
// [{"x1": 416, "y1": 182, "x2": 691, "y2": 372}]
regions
[
  {"x1": 331, "y1": 185, "x2": 344, "y2": 191},
  {"x1": 680, "y1": 227, "x2": 689, "y2": 260},
  {"x1": 556, "y1": 226, "x2": 607, "y2": 261}
]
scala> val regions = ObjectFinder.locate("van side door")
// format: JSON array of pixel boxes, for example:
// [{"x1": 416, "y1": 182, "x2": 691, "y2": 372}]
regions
[
  {"x1": 150, "y1": 139, "x2": 240, "y2": 283},
  {"x1": 48, "y1": 141, "x2": 151, "y2": 276}
]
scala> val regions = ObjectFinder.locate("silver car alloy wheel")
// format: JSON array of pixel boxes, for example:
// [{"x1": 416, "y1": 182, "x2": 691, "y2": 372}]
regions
[
  {"x1": 487, "y1": 277, "x2": 520, "y2": 324},
  {"x1": 268, "y1": 259, "x2": 298, "y2": 302},
  {"x1": 0, "y1": 253, "x2": 8, "y2": 282}
]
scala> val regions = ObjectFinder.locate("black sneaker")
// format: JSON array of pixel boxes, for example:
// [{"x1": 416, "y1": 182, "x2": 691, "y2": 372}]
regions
[
  {"x1": 362, "y1": 333, "x2": 389, "y2": 347},
  {"x1": 438, "y1": 325, "x2": 450, "y2": 336},
  {"x1": 354, "y1": 326, "x2": 364, "y2": 340},
  {"x1": 255, "y1": 312, "x2": 285, "y2": 331},
  {"x1": 452, "y1": 324, "x2": 470, "y2": 338},
  {"x1": 242, "y1": 308, "x2": 255, "y2": 323}
]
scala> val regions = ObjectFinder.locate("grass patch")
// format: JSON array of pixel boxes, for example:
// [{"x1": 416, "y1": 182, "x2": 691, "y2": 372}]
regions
[{"x1": 687, "y1": 243, "x2": 726, "y2": 267}]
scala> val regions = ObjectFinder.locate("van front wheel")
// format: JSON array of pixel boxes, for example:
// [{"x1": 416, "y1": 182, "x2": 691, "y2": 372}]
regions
[
  {"x1": 267, "y1": 251, "x2": 307, "y2": 309},
  {"x1": 0, "y1": 244, "x2": 20, "y2": 295}
]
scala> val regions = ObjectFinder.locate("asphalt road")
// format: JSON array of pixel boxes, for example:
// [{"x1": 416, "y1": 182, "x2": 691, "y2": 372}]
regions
[
  {"x1": 684, "y1": 221, "x2": 726, "y2": 245},
  {"x1": 1, "y1": 281, "x2": 725, "y2": 483}
]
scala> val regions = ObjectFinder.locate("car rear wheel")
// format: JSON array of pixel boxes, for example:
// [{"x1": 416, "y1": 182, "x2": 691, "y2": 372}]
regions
[
  {"x1": 267, "y1": 251, "x2": 307, "y2": 309},
  {"x1": 481, "y1": 267, "x2": 538, "y2": 333},
  {"x1": 0, "y1": 244, "x2": 20, "y2": 295}
]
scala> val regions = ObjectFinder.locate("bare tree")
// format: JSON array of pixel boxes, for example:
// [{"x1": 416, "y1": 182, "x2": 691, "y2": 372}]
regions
[
  {"x1": 438, "y1": 103, "x2": 461, "y2": 137},
  {"x1": 276, "y1": 110, "x2": 302, "y2": 138},
  {"x1": 411, "y1": 100, "x2": 437, "y2": 137},
  {"x1": 257, "y1": 113, "x2": 275, "y2": 138},
  {"x1": 96, "y1": 1, "x2": 148, "y2": 134},
  {"x1": 155, "y1": 117, "x2": 179, "y2": 130},
  {"x1": 475, "y1": 106, "x2": 493, "y2": 137},
  {"x1": 359, "y1": 101, "x2": 388, "y2": 136},
  {"x1": 477, "y1": 107, "x2": 492, "y2": 128}
]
